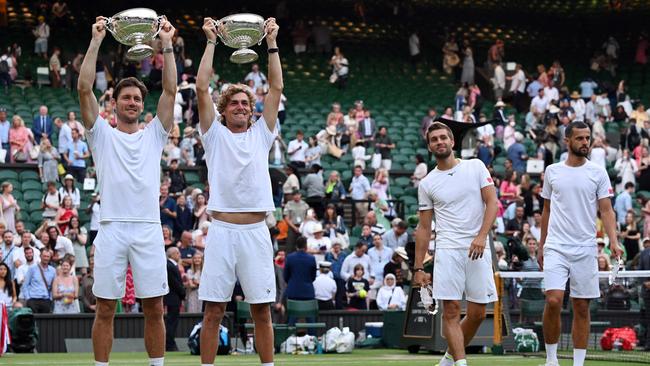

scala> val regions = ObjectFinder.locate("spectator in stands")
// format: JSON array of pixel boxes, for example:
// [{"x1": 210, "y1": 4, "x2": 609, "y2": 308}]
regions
[
  {"x1": 244, "y1": 63, "x2": 267, "y2": 90},
  {"x1": 81, "y1": 256, "x2": 95, "y2": 312},
  {"x1": 49, "y1": 47, "x2": 62, "y2": 88},
  {"x1": 64, "y1": 128, "x2": 89, "y2": 182},
  {"x1": 615, "y1": 182, "x2": 635, "y2": 226},
  {"x1": 305, "y1": 136, "x2": 321, "y2": 168},
  {"x1": 21, "y1": 249, "x2": 55, "y2": 313},
  {"x1": 0, "y1": 107, "x2": 8, "y2": 163},
  {"x1": 174, "y1": 195, "x2": 193, "y2": 236},
  {"x1": 499, "y1": 170, "x2": 519, "y2": 206},
  {"x1": 37, "y1": 138, "x2": 60, "y2": 183},
  {"x1": 313, "y1": 261, "x2": 337, "y2": 310},
  {"x1": 346, "y1": 263, "x2": 370, "y2": 310},
  {"x1": 382, "y1": 218, "x2": 410, "y2": 250},
  {"x1": 371, "y1": 168, "x2": 389, "y2": 201},
  {"x1": 376, "y1": 274, "x2": 406, "y2": 311},
  {"x1": 368, "y1": 234, "x2": 393, "y2": 288},
  {"x1": 52, "y1": 256, "x2": 79, "y2": 313},
  {"x1": 166, "y1": 159, "x2": 187, "y2": 196},
  {"x1": 0, "y1": 51, "x2": 12, "y2": 91},
  {"x1": 621, "y1": 211, "x2": 642, "y2": 260},
  {"x1": 15, "y1": 246, "x2": 37, "y2": 290},
  {"x1": 179, "y1": 127, "x2": 196, "y2": 167},
  {"x1": 164, "y1": 247, "x2": 185, "y2": 352},
  {"x1": 303, "y1": 164, "x2": 325, "y2": 218},
  {"x1": 10, "y1": 115, "x2": 35, "y2": 163},
  {"x1": 41, "y1": 181, "x2": 60, "y2": 221},
  {"x1": 508, "y1": 64, "x2": 527, "y2": 113},
  {"x1": 614, "y1": 150, "x2": 638, "y2": 193},
  {"x1": 358, "y1": 109, "x2": 377, "y2": 146},
  {"x1": 322, "y1": 203, "x2": 347, "y2": 243},
  {"x1": 640, "y1": 195, "x2": 650, "y2": 239},
  {"x1": 519, "y1": 237, "x2": 543, "y2": 299},
  {"x1": 324, "y1": 241, "x2": 347, "y2": 308},
  {"x1": 306, "y1": 223, "x2": 331, "y2": 261},
  {"x1": 59, "y1": 174, "x2": 80, "y2": 208},
  {"x1": 507, "y1": 132, "x2": 529, "y2": 174},
  {"x1": 1, "y1": 231, "x2": 14, "y2": 271},
  {"x1": 55, "y1": 196, "x2": 77, "y2": 233},
  {"x1": 192, "y1": 193, "x2": 209, "y2": 230},
  {"x1": 420, "y1": 108, "x2": 437, "y2": 143},
  {"x1": 33, "y1": 16, "x2": 50, "y2": 59},
  {"x1": 163, "y1": 136, "x2": 181, "y2": 166},
  {"x1": 1, "y1": 182, "x2": 19, "y2": 232},
  {"x1": 32, "y1": 105, "x2": 53, "y2": 145},
  {"x1": 283, "y1": 189, "x2": 309, "y2": 252},
  {"x1": 0, "y1": 262, "x2": 16, "y2": 311},
  {"x1": 324, "y1": 171, "x2": 346, "y2": 206},
  {"x1": 86, "y1": 193, "x2": 100, "y2": 246},
  {"x1": 284, "y1": 236, "x2": 317, "y2": 301},
  {"x1": 357, "y1": 223, "x2": 373, "y2": 248},
  {"x1": 350, "y1": 165, "x2": 371, "y2": 224},
  {"x1": 46, "y1": 224, "x2": 74, "y2": 265},
  {"x1": 383, "y1": 247, "x2": 408, "y2": 287},
  {"x1": 505, "y1": 205, "x2": 526, "y2": 238},
  {"x1": 177, "y1": 231, "x2": 195, "y2": 271},
  {"x1": 159, "y1": 184, "x2": 177, "y2": 230},
  {"x1": 185, "y1": 252, "x2": 203, "y2": 313},
  {"x1": 287, "y1": 130, "x2": 308, "y2": 168},
  {"x1": 375, "y1": 127, "x2": 395, "y2": 170},
  {"x1": 329, "y1": 47, "x2": 349, "y2": 90},
  {"x1": 340, "y1": 242, "x2": 371, "y2": 282},
  {"x1": 66, "y1": 216, "x2": 88, "y2": 276},
  {"x1": 269, "y1": 134, "x2": 287, "y2": 167},
  {"x1": 411, "y1": 154, "x2": 428, "y2": 188},
  {"x1": 493, "y1": 63, "x2": 506, "y2": 100}
]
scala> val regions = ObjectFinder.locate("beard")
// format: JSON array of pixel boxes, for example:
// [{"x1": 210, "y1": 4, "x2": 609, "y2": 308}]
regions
[
  {"x1": 432, "y1": 146, "x2": 453, "y2": 159},
  {"x1": 570, "y1": 144, "x2": 590, "y2": 157},
  {"x1": 115, "y1": 110, "x2": 140, "y2": 125}
]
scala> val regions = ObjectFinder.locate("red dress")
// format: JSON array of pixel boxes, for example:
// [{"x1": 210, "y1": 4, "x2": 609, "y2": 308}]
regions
[{"x1": 57, "y1": 208, "x2": 76, "y2": 233}]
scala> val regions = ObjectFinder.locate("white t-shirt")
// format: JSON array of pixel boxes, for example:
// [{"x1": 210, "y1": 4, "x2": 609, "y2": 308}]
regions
[
  {"x1": 287, "y1": 139, "x2": 308, "y2": 163},
  {"x1": 89, "y1": 202, "x2": 100, "y2": 231},
  {"x1": 58, "y1": 123, "x2": 72, "y2": 153},
  {"x1": 200, "y1": 116, "x2": 277, "y2": 213},
  {"x1": 590, "y1": 147, "x2": 607, "y2": 170},
  {"x1": 12, "y1": 246, "x2": 41, "y2": 268},
  {"x1": 313, "y1": 273, "x2": 337, "y2": 301},
  {"x1": 87, "y1": 115, "x2": 168, "y2": 223},
  {"x1": 509, "y1": 69, "x2": 526, "y2": 93},
  {"x1": 544, "y1": 86, "x2": 559, "y2": 101},
  {"x1": 418, "y1": 159, "x2": 493, "y2": 249},
  {"x1": 541, "y1": 161, "x2": 613, "y2": 247},
  {"x1": 530, "y1": 95, "x2": 549, "y2": 114}
]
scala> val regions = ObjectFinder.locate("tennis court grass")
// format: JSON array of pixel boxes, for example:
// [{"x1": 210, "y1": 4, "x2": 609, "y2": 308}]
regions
[{"x1": 2, "y1": 349, "x2": 648, "y2": 365}]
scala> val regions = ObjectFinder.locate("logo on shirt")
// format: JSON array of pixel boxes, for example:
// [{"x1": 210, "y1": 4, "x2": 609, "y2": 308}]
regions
[
  {"x1": 448, "y1": 172, "x2": 455, "y2": 176},
  {"x1": 162, "y1": 283, "x2": 167, "y2": 290},
  {"x1": 266, "y1": 288, "x2": 271, "y2": 295},
  {"x1": 608, "y1": 188, "x2": 614, "y2": 195},
  {"x1": 487, "y1": 177, "x2": 493, "y2": 183}
]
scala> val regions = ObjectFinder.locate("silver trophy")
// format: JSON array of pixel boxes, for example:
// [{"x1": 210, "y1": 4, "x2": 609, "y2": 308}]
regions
[
  {"x1": 102, "y1": 8, "x2": 165, "y2": 61},
  {"x1": 211, "y1": 14, "x2": 269, "y2": 64}
]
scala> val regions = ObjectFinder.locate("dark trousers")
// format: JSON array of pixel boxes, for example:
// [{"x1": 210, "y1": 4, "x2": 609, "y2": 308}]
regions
[
  {"x1": 306, "y1": 196, "x2": 325, "y2": 220},
  {"x1": 68, "y1": 166, "x2": 86, "y2": 183},
  {"x1": 165, "y1": 304, "x2": 180, "y2": 350},
  {"x1": 27, "y1": 298, "x2": 52, "y2": 313},
  {"x1": 318, "y1": 299, "x2": 335, "y2": 311},
  {"x1": 334, "y1": 278, "x2": 347, "y2": 309}
]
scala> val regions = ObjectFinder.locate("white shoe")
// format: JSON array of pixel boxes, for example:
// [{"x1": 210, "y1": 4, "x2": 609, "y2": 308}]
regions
[{"x1": 541, "y1": 362, "x2": 560, "y2": 366}]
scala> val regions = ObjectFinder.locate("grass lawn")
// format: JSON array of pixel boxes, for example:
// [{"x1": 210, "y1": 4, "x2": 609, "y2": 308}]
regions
[{"x1": 1, "y1": 349, "x2": 648, "y2": 365}]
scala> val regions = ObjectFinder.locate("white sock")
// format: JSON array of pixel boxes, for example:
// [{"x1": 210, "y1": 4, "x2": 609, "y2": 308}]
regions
[
  {"x1": 454, "y1": 360, "x2": 467, "y2": 366},
  {"x1": 573, "y1": 349, "x2": 586, "y2": 366},
  {"x1": 546, "y1": 343, "x2": 558, "y2": 363},
  {"x1": 439, "y1": 352, "x2": 454, "y2": 366},
  {"x1": 261, "y1": 363, "x2": 274, "y2": 366},
  {"x1": 201, "y1": 364, "x2": 213, "y2": 366},
  {"x1": 149, "y1": 357, "x2": 164, "y2": 366},
  {"x1": 95, "y1": 362, "x2": 109, "y2": 366}
]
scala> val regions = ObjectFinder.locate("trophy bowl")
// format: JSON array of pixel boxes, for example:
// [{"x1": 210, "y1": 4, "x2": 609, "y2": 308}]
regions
[
  {"x1": 102, "y1": 8, "x2": 165, "y2": 61},
  {"x1": 212, "y1": 13, "x2": 268, "y2": 64}
]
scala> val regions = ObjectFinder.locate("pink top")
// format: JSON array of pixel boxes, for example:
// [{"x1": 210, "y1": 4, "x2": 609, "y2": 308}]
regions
[
  {"x1": 499, "y1": 181, "x2": 518, "y2": 202},
  {"x1": 9, "y1": 126, "x2": 31, "y2": 146}
]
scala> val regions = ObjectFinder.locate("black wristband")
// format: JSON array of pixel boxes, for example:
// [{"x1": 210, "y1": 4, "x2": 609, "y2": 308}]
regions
[{"x1": 268, "y1": 48, "x2": 279, "y2": 54}]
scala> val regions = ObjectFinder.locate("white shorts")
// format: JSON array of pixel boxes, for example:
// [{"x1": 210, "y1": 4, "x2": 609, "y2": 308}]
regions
[
  {"x1": 93, "y1": 222, "x2": 168, "y2": 299},
  {"x1": 199, "y1": 219, "x2": 276, "y2": 304},
  {"x1": 432, "y1": 248, "x2": 497, "y2": 304},
  {"x1": 543, "y1": 245, "x2": 599, "y2": 298}
]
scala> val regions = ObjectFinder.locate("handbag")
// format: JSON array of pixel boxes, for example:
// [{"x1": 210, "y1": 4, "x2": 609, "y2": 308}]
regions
[
  {"x1": 29, "y1": 145, "x2": 40, "y2": 160},
  {"x1": 329, "y1": 73, "x2": 338, "y2": 84},
  {"x1": 371, "y1": 153, "x2": 382, "y2": 169},
  {"x1": 58, "y1": 163, "x2": 66, "y2": 175},
  {"x1": 13, "y1": 150, "x2": 27, "y2": 162}
]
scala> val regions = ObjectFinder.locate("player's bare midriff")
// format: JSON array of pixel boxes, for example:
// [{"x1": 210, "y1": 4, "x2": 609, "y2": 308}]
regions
[{"x1": 211, "y1": 211, "x2": 266, "y2": 224}]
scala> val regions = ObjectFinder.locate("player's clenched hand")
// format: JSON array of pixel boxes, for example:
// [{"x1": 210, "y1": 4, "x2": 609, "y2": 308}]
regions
[
  {"x1": 468, "y1": 235, "x2": 486, "y2": 260},
  {"x1": 158, "y1": 18, "x2": 175, "y2": 43},
  {"x1": 93, "y1": 16, "x2": 107, "y2": 41},
  {"x1": 413, "y1": 270, "x2": 428, "y2": 288},
  {"x1": 202, "y1": 18, "x2": 219, "y2": 42}
]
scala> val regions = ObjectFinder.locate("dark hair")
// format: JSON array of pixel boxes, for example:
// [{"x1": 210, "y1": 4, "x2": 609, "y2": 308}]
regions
[
  {"x1": 296, "y1": 236, "x2": 307, "y2": 250},
  {"x1": 311, "y1": 164, "x2": 322, "y2": 173},
  {"x1": 426, "y1": 122, "x2": 453, "y2": 141},
  {"x1": 625, "y1": 182, "x2": 635, "y2": 190},
  {"x1": 353, "y1": 263, "x2": 365, "y2": 274},
  {"x1": 415, "y1": 154, "x2": 425, "y2": 164},
  {"x1": 296, "y1": 130, "x2": 304, "y2": 136},
  {"x1": 113, "y1": 77, "x2": 148, "y2": 101},
  {"x1": 532, "y1": 209, "x2": 542, "y2": 216},
  {"x1": 0, "y1": 263, "x2": 14, "y2": 298},
  {"x1": 565, "y1": 121, "x2": 590, "y2": 138}
]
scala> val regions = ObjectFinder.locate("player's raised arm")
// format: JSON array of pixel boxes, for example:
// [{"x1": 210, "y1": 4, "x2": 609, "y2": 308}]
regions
[
  {"x1": 262, "y1": 18, "x2": 284, "y2": 132},
  {"x1": 196, "y1": 18, "x2": 218, "y2": 134},
  {"x1": 156, "y1": 19, "x2": 178, "y2": 132},
  {"x1": 78, "y1": 16, "x2": 105, "y2": 130}
]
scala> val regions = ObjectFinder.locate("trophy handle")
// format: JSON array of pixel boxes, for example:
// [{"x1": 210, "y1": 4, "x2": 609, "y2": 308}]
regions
[
  {"x1": 100, "y1": 16, "x2": 115, "y2": 35},
  {"x1": 210, "y1": 19, "x2": 222, "y2": 44},
  {"x1": 153, "y1": 15, "x2": 166, "y2": 38},
  {"x1": 258, "y1": 18, "x2": 271, "y2": 46}
]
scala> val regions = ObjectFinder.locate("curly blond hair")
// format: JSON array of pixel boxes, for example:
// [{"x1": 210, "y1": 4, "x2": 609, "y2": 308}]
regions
[{"x1": 217, "y1": 84, "x2": 256, "y2": 126}]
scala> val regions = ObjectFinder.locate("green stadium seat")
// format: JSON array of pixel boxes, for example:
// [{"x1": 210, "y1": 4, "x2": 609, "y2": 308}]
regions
[
  {"x1": 23, "y1": 190, "x2": 43, "y2": 202},
  {"x1": 28, "y1": 200, "x2": 42, "y2": 211},
  {"x1": 0, "y1": 171, "x2": 18, "y2": 181},
  {"x1": 21, "y1": 180, "x2": 42, "y2": 191},
  {"x1": 19, "y1": 170, "x2": 40, "y2": 181},
  {"x1": 30, "y1": 210, "x2": 44, "y2": 222}
]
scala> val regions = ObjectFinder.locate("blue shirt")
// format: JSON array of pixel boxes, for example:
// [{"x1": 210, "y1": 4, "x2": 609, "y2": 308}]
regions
[
  {"x1": 21, "y1": 263, "x2": 56, "y2": 300},
  {"x1": 507, "y1": 143, "x2": 527, "y2": 173},
  {"x1": 160, "y1": 197, "x2": 177, "y2": 229},
  {"x1": 283, "y1": 251, "x2": 317, "y2": 300},
  {"x1": 0, "y1": 119, "x2": 9, "y2": 144},
  {"x1": 325, "y1": 251, "x2": 347, "y2": 280},
  {"x1": 580, "y1": 81, "x2": 598, "y2": 98},
  {"x1": 349, "y1": 175, "x2": 370, "y2": 200},
  {"x1": 526, "y1": 80, "x2": 542, "y2": 97},
  {"x1": 67, "y1": 140, "x2": 88, "y2": 168},
  {"x1": 614, "y1": 191, "x2": 632, "y2": 225}
]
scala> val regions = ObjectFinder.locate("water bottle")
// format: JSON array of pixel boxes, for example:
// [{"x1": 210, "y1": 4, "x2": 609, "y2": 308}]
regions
[{"x1": 613, "y1": 339, "x2": 622, "y2": 351}]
